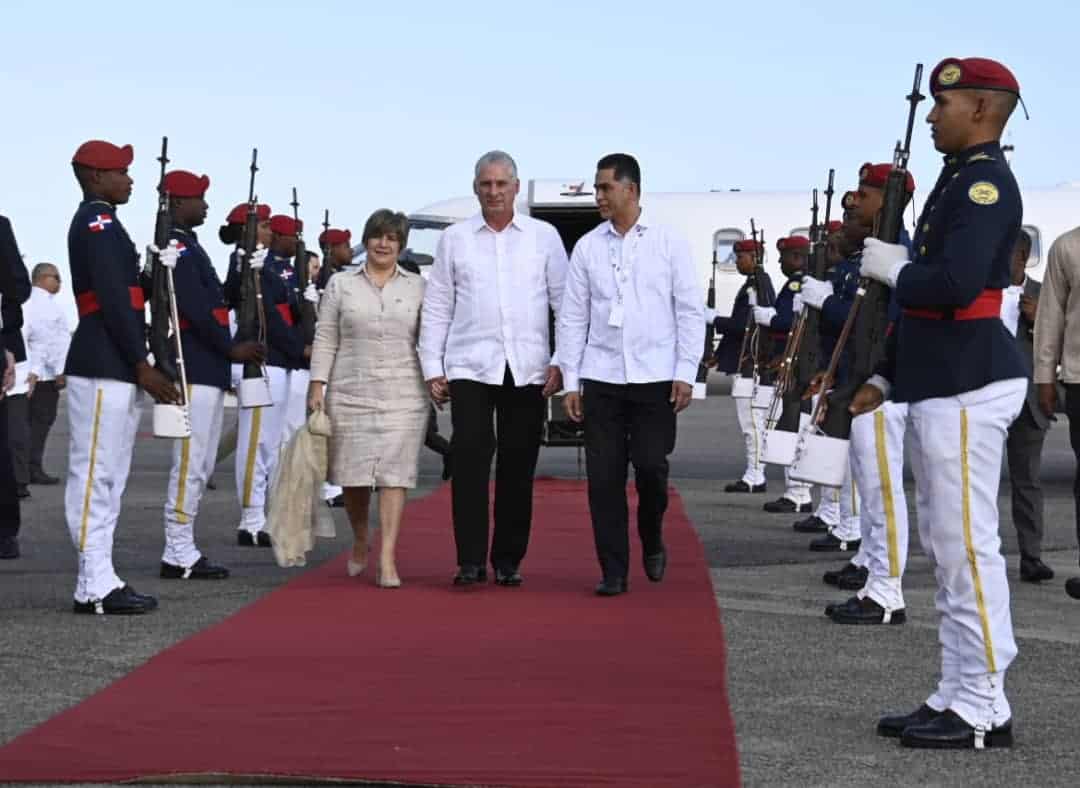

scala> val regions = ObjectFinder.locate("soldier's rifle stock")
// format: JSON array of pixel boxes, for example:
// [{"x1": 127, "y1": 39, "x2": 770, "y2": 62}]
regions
[
  {"x1": 236, "y1": 149, "x2": 269, "y2": 398},
  {"x1": 291, "y1": 188, "x2": 317, "y2": 344},
  {"x1": 734, "y1": 221, "x2": 774, "y2": 383},
  {"x1": 695, "y1": 250, "x2": 718, "y2": 391},
  {"x1": 148, "y1": 136, "x2": 180, "y2": 390}
]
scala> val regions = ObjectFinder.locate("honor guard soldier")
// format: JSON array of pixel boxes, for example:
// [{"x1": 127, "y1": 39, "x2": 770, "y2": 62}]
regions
[
  {"x1": 221, "y1": 202, "x2": 272, "y2": 311},
  {"x1": 317, "y1": 227, "x2": 352, "y2": 290},
  {"x1": 158, "y1": 171, "x2": 265, "y2": 578},
  {"x1": 854, "y1": 57, "x2": 1027, "y2": 749},
  {"x1": 65, "y1": 140, "x2": 180, "y2": 614},
  {"x1": 754, "y1": 235, "x2": 812, "y2": 514},
  {"x1": 234, "y1": 214, "x2": 310, "y2": 545},
  {"x1": 716, "y1": 237, "x2": 774, "y2": 494}
]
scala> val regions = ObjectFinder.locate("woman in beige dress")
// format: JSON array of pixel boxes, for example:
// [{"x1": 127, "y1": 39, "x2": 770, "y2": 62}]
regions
[{"x1": 307, "y1": 210, "x2": 429, "y2": 587}]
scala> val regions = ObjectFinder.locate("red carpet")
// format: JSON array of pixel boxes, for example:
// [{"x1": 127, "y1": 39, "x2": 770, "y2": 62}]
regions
[{"x1": 0, "y1": 480, "x2": 740, "y2": 787}]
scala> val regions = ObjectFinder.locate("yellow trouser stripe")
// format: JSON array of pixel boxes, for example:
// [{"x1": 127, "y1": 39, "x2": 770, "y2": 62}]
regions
[
  {"x1": 78, "y1": 389, "x2": 105, "y2": 551},
  {"x1": 173, "y1": 386, "x2": 194, "y2": 524},
  {"x1": 874, "y1": 410, "x2": 900, "y2": 577},
  {"x1": 961, "y1": 408, "x2": 996, "y2": 672},
  {"x1": 242, "y1": 407, "x2": 262, "y2": 507}
]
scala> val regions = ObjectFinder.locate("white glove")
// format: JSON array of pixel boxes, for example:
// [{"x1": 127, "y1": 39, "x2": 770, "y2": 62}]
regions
[
  {"x1": 703, "y1": 306, "x2": 717, "y2": 323},
  {"x1": 303, "y1": 283, "x2": 319, "y2": 304},
  {"x1": 861, "y1": 238, "x2": 909, "y2": 288},
  {"x1": 792, "y1": 293, "x2": 804, "y2": 313},
  {"x1": 753, "y1": 306, "x2": 776, "y2": 326},
  {"x1": 249, "y1": 244, "x2": 268, "y2": 271},
  {"x1": 747, "y1": 290, "x2": 757, "y2": 307},
  {"x1": 150, "y1": 240, "x2": 181, "y2": 270},
  {"x1": 800, "y1": 276, "x2": 832, "y2": 310}
]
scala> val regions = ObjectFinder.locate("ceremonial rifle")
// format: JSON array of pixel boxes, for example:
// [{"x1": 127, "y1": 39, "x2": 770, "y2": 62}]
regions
[
  {"x1": 815, "y1": 64, "x2": 924, "y2": 439},
  {"x1": 319, "y1": 209, "x2": 331, "y2": 291},
  {"x1": 148, "y1": 136, "x2": 179, "y2": 386},
  {"x1": 694, "y1": 250, "x2": 718, "y2": 394},
  {"x1": 291, "y1": 187, "x2": 316, "y2": 344},
  {"x1": 235, "y1": 148, "x2": 272, "y2": 407},
  {"x1": 734, "y1": 221, "x2": 774, "y2": 385}
]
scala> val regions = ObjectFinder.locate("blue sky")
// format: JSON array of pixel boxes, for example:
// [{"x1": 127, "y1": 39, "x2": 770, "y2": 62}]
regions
[{"x1": 0, "y1": 0, "x2": 1072, "y2": 301}]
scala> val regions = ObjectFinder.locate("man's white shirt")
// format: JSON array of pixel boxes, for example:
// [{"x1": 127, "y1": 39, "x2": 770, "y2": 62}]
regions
[
  {"x1": 557, "y1": 211, "x2": 705, "y2": 391},
  {"x1": 419, "y1": 211, "x2": 568, "y2": 386},
  {"x1": 23, "y1": 286, "x2": 70, "y2": 381},
  {"x1": 1001, "y1": 280, "x2": 1024, "y2": 338}
]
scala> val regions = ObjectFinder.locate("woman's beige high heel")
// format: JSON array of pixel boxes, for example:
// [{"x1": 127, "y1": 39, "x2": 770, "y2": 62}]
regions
[{"x1": 376, "y1": 567, "x2": 402, "y2": 588}]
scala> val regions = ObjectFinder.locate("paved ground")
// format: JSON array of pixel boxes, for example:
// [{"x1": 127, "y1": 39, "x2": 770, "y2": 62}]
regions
[{"x1": 1, "y1": 379, "x2": 1078, "y2": 787}]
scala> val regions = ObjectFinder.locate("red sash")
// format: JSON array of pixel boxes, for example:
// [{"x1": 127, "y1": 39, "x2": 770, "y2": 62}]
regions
[
  {"x1": 275, "y1": 303, "x2": 295, "y2": 326},
  {"x1": 76, "y1": 287, "x2": 145, "y2": 317},
  {"x1": 179, "y1": 308, "x2": 229, "y2": 330},
  {"x1": 903, "y1": 289, "x2": 1003, "y2": 321}
]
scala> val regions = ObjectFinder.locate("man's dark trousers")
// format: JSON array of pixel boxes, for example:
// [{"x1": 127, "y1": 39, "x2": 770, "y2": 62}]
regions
[
  {"x1": 1065, "y1": 385, "x2": 1080, "y2": 566},
  {"x1": 29, "y1": 380, "x2": 60, "y2": 478},
  {"x1": 1006, "y1": 402, "x2": 1048, "y2": 560},
  {"x1": 449, "y1": 367, "x2": 544, "y2": 571},
  {"x1": 582, "y1": 379, "x2": 676, "y2": 581},
  {"x1": 0, "y1": 397, "x2": 21, "y2": 539},
  {"x1": 6, "y1": 393, "x2": 30, "y2": 487}
]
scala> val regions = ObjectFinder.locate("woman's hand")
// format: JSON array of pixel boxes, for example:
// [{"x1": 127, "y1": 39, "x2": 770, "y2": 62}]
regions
[{"x1": 307, "y1": 380, "x2": 325, "y2": 414}]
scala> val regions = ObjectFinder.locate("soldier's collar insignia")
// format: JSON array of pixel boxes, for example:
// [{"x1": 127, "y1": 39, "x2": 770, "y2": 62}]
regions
[
  {"x1": 966, "y1": 152, "x2": 994, "y2": 164},
  {"x1": 968, "y1": 181, "x2": 1000, "y2": 206},
  {"x1": 939, "y1": 63, "x2": 962, "y2": 86}
]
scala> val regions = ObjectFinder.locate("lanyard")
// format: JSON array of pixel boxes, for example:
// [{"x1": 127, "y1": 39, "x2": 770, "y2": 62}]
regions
[{"x1": 607, "y1": 224, "x2": 644, "y2": 304}]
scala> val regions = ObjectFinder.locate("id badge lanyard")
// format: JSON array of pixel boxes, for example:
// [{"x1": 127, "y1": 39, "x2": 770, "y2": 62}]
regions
[{"x1": 608, "y1": 225, "x2": 643, "y2": 328}]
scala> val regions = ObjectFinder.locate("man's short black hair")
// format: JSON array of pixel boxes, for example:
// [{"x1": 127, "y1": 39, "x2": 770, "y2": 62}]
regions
[{"x1": 597, "y1": 153, "x2": 641, "y2": 191}]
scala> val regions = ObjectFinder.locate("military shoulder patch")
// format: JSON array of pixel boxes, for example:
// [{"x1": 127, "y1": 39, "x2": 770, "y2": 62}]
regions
[
  {"x1": 968, "y1": 181, "x2": 1000, "y2": 206},
  {"x1": 87, "y1": 213, "x2": 114, "y2": 233}
]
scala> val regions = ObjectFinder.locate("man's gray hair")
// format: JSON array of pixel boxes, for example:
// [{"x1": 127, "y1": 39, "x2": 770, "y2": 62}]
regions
[
  {"x1": 474, "y1": 150, "x2": 518, "y2": 180},
  {"x1": 31, "y1": 262, "x2": 57, "y2": 282}
]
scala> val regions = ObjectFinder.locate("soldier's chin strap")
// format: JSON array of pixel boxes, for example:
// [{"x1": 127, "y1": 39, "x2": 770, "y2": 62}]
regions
[{"x1": 1018, "y1": 94, "x2": 1030, "y2": 121}]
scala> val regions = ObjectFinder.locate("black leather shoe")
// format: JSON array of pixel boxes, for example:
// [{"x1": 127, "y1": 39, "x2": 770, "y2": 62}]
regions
[
  {"x1": 1019, "y1": 556, "x2": 1054, "y2": 583},
  {"x1": 763, "y1": 497, "x2": 811, "y2": 514},
  {"x1": 901, "y1": 709, "x2": 1013, "y2": 749},
  {"x1": 237, "y1": 530, "x2": 255, "y2": 547},
  {"x1": 494, "y1": 566, "x2": 523, "y2": 586},
  {"x1": 0, "y1": 535, "x2": 20, "y2": 560},
  {"x1": 454, "y1": 564, "x2": 483, "y2": 586},
  {"x1": 326, "y1": 494, "x2": 345, "y2": 508},
  {"x1": 823, "y1": 562, "x2": 866, "y2": 588},
  {"x1": 1066, "y1": 577, "x2": 1080, "y2": 599},
  {"x1": 644, "y1": 549, "x2": 667, "y2": 582},
  {"x1": 724, "y1": 480, "x2": 766, "y2": 493},
  {"x1": 827, "y1": 595, "x2": 905, "y2": 625},
  {"x1": 73, "y1": 585, "x2": 158, "y2": 615},
  {"x1": 16, "y1": 485, "x2": 30, "y2": 499},
  {"x1": 810, "y1": 533, "x2": 860, "y2": 552},
  {"x1": 256, "y1": 532, "x2": 272, "y2": 548},
  {"x1": 793, "y1": 515, "x2": 829, "y2": 533},
  {"x1": 29, "y1": 471, "x2": 60, "y2": 485},
  {"x1": 595, "y1": 577, "x2": 628, "y2": 596},
  {"x1": 877, "y1": 705, "x2": 943, "y2": 738},
  {"x1": 160, "y1": 556, "x2": 230, "y2": 580},
  {"x1": 205, "y1": 477, "x2": 217, "y2": 491}
]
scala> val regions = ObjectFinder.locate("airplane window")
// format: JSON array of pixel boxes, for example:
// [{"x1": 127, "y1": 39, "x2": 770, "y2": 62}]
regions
[
  {"x1": 713, "y1": 228, "x2": 746, "y2": 268},
  {"x1": 1022, "y1": 225, "x2": 1041, "y2": 268}
]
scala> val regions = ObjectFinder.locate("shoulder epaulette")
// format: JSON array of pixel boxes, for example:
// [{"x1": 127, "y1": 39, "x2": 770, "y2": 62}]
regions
[{"x1": 966, "y1": 152, "x2": 996, "y2": 164}]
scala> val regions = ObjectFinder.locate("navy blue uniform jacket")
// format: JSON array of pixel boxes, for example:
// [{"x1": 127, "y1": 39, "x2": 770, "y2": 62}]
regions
[
  {"x1": 0, "y1": 216, "x2": 31, "y2": 373},
  {"x1": 880, "y1": 142, "x2": 1025, "y2": 402},
  {"x1": 64, "y1": 200, "x2": 147, "y2": 383},
  {"x1": 262, "y1": 252, "x2": 306, "y2": 370},
  {"x1": 713, "y1": 272, "x2": 776, "y2": 373},
  {"x1": 171, "y1": 228, "x2": 232, "y2": 390}
]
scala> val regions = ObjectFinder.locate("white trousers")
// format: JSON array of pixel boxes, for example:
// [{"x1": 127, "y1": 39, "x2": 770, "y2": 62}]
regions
[
  {"x1": 849, "y1": 402, "x2": 910, "y2": 609},
  {"x1": 734, "y1": 394, "x2": 765, "y2": 487},
  {"x1": 235, "y1": 365, "x2": 289, "y2": 534},
  {"x1": 64, "y1": 377, "x2": 142, "y2": 603},
  {"x1": 163, "y1": 385, "x2": 225, "y2": 567},
  {"x1": 908, "y1": 377, "x2": 1026, "y2": 729},
  {"x1": 282, "y1": 368, "x2": 310, "y2": 444}
]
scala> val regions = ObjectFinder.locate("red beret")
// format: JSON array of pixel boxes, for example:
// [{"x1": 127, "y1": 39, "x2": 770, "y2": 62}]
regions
[
  {"x1": 733, "y1": 239, "x2": 762, "y2": 253},
  {"x1": 778, "y1": 235, "x2": 810, "y2": 252},
  {"x1": 318, "y1": 228, "x2": 352, "y2": 247},
  {"x1": 825, "y1": 220, "x2": 843, "y2": 233},
  {"x1": 226, "y1": 203, "x2": 272, "y2": 225},
  {"x1": 859, "y1": 162, "x2": 915, "y2": 194},
  {"x1": 162, "y1": 170, "x2": 209, "y2": 198},
  {"x1": 72, "y1": 140, "x2": 133, "y2": 170},
  {"x1": 931, "y1": 57, "x2": 1020, "y2": 97},
  {"x1": 269, "y1": 215, "x2": 302, "y2": 236}
]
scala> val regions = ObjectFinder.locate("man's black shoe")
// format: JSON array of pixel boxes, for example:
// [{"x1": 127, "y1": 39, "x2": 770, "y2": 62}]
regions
[
  {"x1": 237, "y1": 530, "x2": 255, "y2": 546},
  {"x1": 0, "y1": 535, "x2": 20, "y2": 560},
  {"x1": 494, "y1": 567, "x2": 523, "y2": 586},
  {"x1": 763, "y1": 497, "x2": 811, "y2": 514},
  {"x1": 1066, "y1": 576, "x2": 1080, "y2": 599},
  {"x1": 1019, "y1": 556, "x2": 1054, "y2": 583},
  {"x1": 73, "y1": 585, "x2": 158, "y2": 615},
  {"x1": 823, "y1": 562, "x2": 867, "y2": 588},
  {"x1": 160, "y1": 556, "x2": 230, "y2": 580},
  {"x1": 644, "y1": 549, "x2": 667, "y2": 582},
  {"x1": 900, "y1": 710, "x2": 1013, "y2": 749},
  {"x1": 205, "y1": 477, "x2": 217, "y2": 491},
  {"x1": 877, "y1": 705, "x2": 943, "y2": 738},
  {"x1": 257, "y1": 532, "x2": 272, "y2": 547},
  {"x1": 827, "y1": 595, "x2": 905, "y2": 625},
  {"x1": 16, "y1": 485, "x2": 30, "y2": 499},
  {"x1": 29, "y1": 471, "x2": 60, "y2": 485},
  {"x1": 724, "y1": 480, "x2": 766, "y2": 493},
  {"x1": 454, "y1": 564, "x2": 483, "y2": 586},
  {"x1": 794, "y1": 515, "x2": 829, "y2": 533},
  {"x1": 595, "y1": 577, "x2": 628, "y2": 596},
  {"x1": 810, "y1": 533, "x2": 860, "y2": 552},
  {"x1": 326, "y1": 494, "x2": 346, "y2": 508}
]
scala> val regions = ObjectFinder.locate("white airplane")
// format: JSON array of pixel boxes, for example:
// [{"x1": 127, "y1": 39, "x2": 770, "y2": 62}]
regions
[{"x1": 397, "y1": 178, "x2": 1080, "y2": 313}]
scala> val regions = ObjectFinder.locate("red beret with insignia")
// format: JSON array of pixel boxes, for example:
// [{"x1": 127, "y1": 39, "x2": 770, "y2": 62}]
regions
[
  {"x1": 318, "y1": 228, "x2": 352, "y2": 247},
  {"x1": 779, "y1": 235, "x2": 810, "y2": 252},
  {"x1": 162, "y1": 170, "x2": 210, "y2": 198},
  {"x1": 733, "y1": 239, "x2": 762, "y2": 253},
  {"x1": 226, "y1": 203, "x2": 272, "y2": 225},
  {"x1": 859, "y1": 162, "x2": 916, "y2": 194},
  {"x1": 825, "y1": 220, "x2": 843, "y2": 233},
  {"x1": 269, "y1": 215, "x2": 302, "y2": 236},
  {"x1": 72, "y1": 140, "x2": 134, "y2": 170},
  {"x1": 930, "y1": 57, "x2": 1020, "y2": 97}
]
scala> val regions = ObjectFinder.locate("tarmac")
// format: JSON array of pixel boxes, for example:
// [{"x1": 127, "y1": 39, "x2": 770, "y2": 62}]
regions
[{"x1": 1, "y1": 378, "x2": 1078, "y2": 788}]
